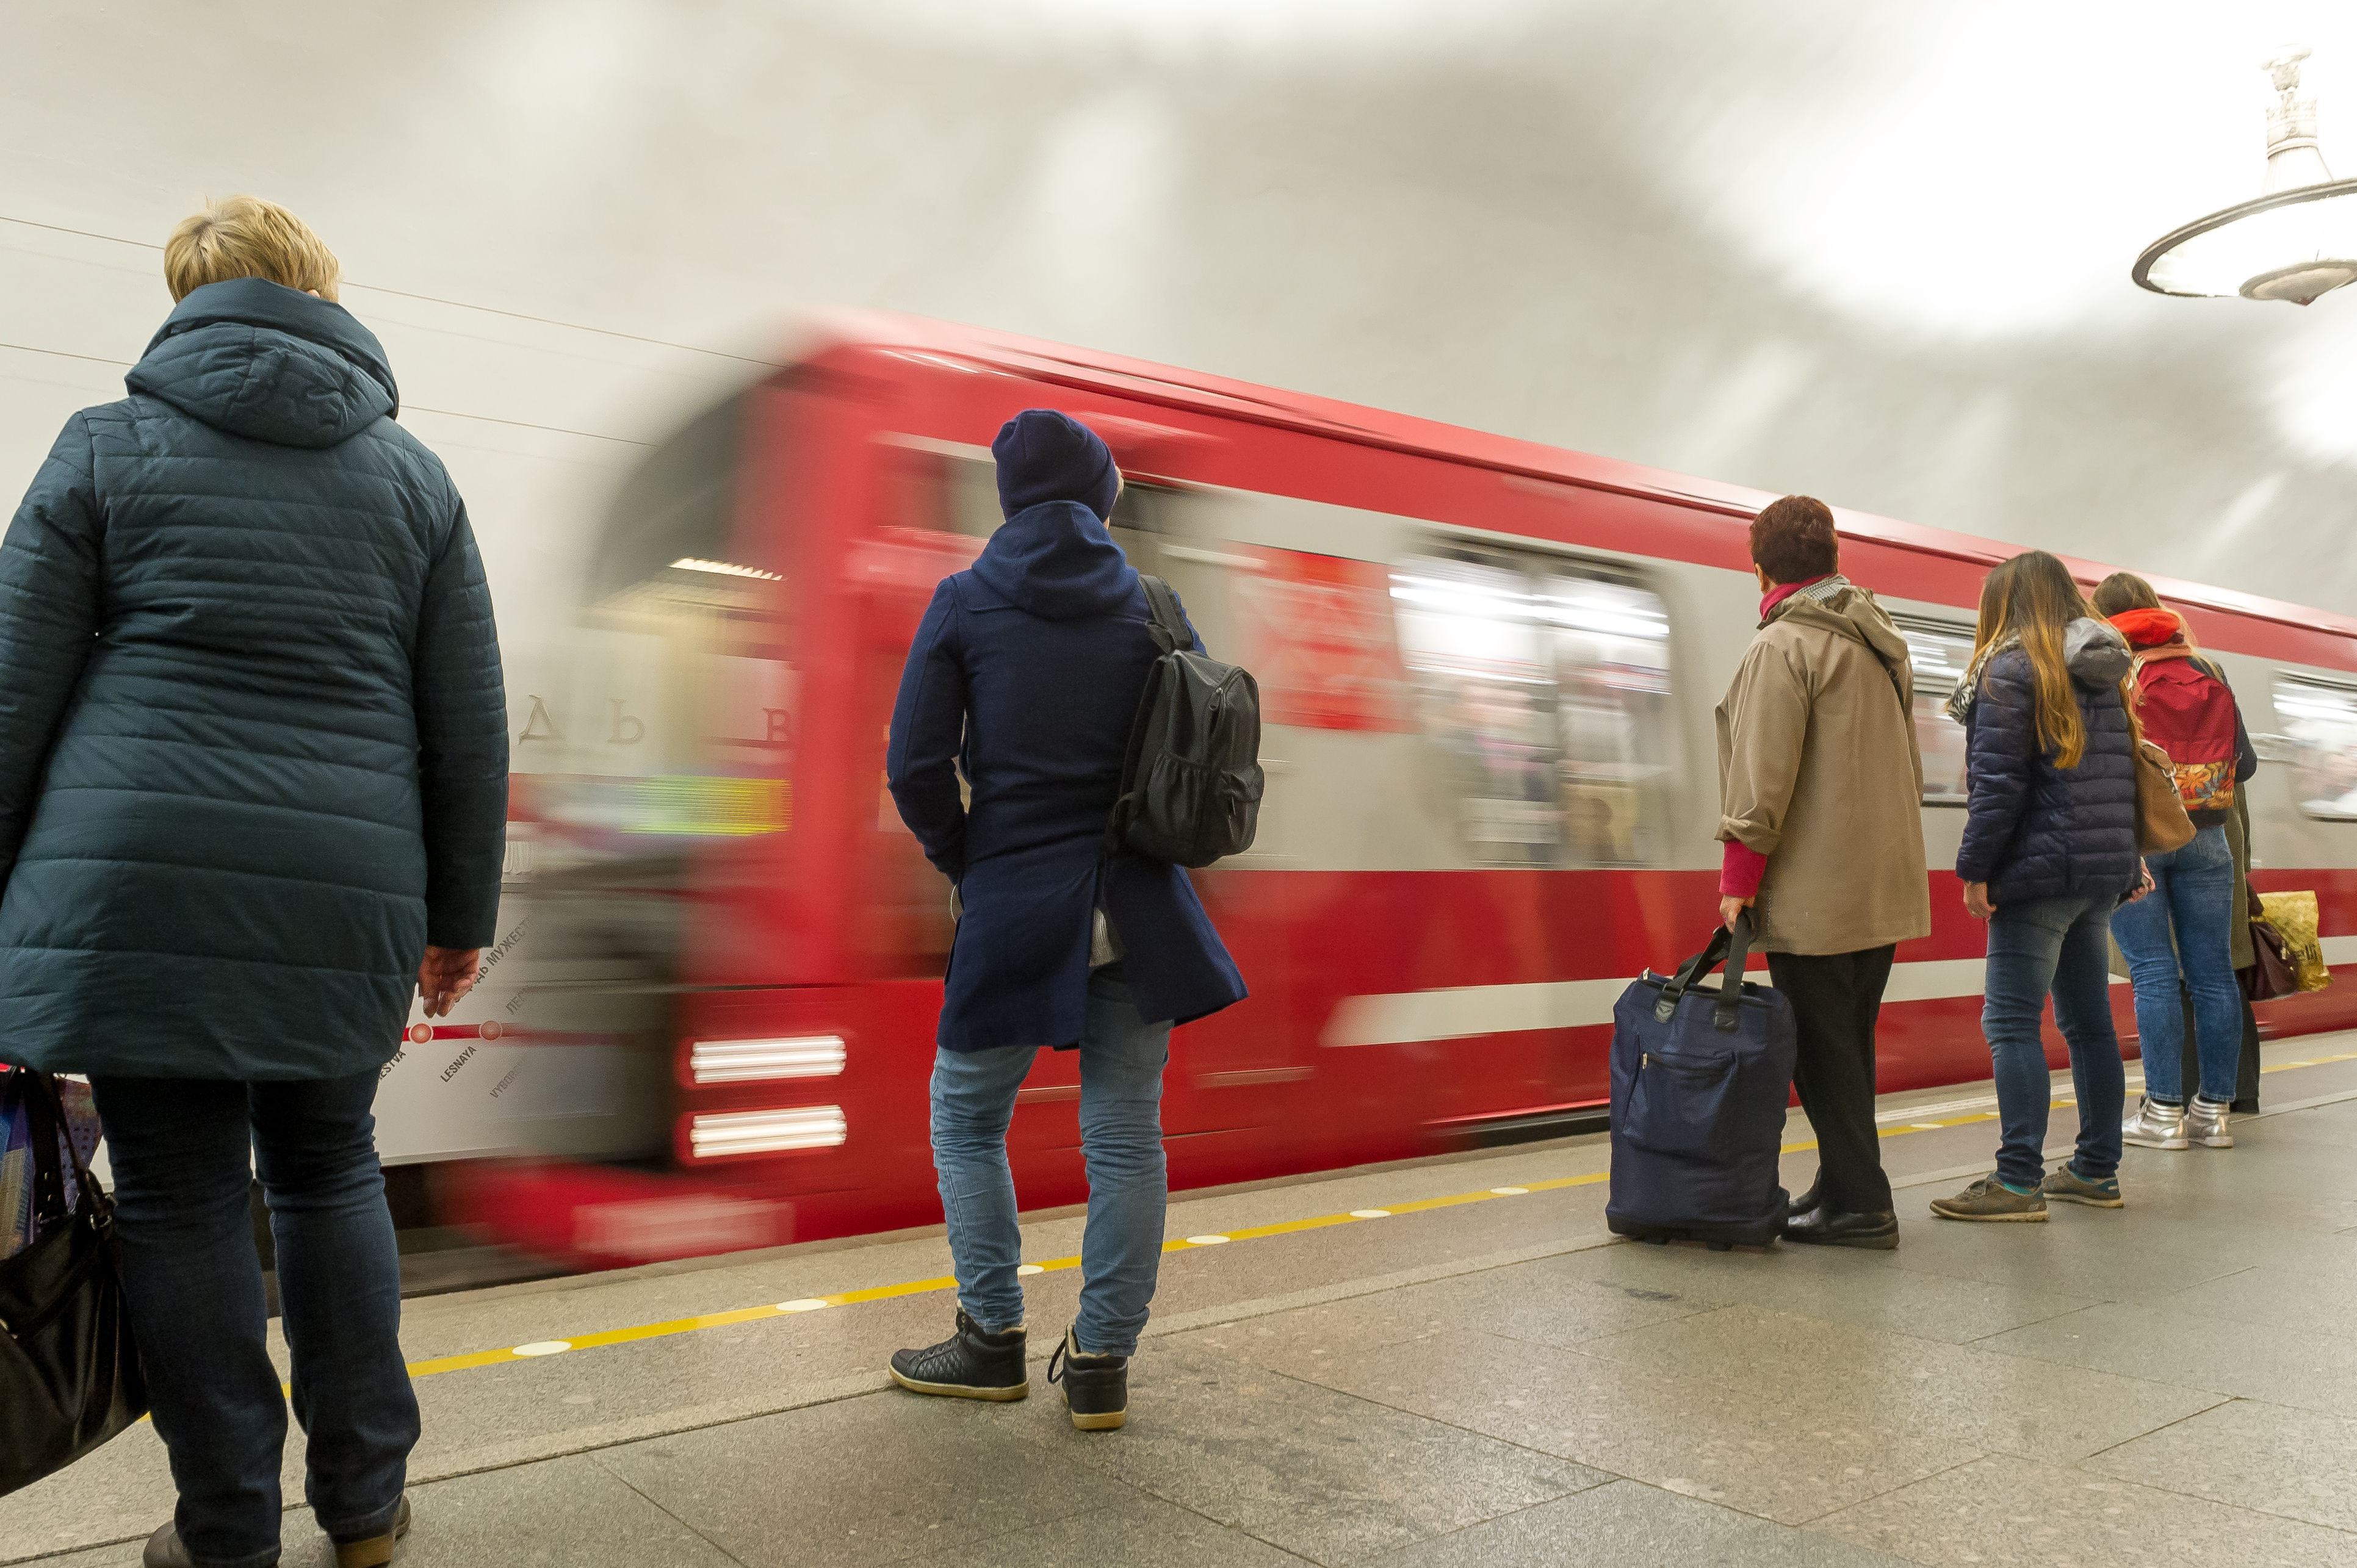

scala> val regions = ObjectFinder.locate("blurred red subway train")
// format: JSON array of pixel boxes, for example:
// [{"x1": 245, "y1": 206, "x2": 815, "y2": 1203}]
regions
[{"x1": 430, "y1": 312, "x2": 2357, "y2": 1270}]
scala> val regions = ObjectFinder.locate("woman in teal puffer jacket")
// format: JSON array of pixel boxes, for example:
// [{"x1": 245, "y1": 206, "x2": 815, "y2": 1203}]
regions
[{"x1": 0, "y1": 198, "x2": 507, "y2": 1568}]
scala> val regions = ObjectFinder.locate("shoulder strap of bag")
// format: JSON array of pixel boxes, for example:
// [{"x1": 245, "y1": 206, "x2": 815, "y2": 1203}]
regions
[
  {"x1": 1102, "y1": 577, "x2": 1187, "y2": 856},
  {"x1": 1138, "y1": 575, "x2": 1188, "y2": 656},
  {"x1": 12, "y1": 1070, "x2": 81, "y2": 1228}
]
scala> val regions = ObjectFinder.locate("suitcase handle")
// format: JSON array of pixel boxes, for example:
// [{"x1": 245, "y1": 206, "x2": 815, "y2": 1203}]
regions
[{"x1": 1653, "y1": 912, "x2": 1757, "y2": 1034}]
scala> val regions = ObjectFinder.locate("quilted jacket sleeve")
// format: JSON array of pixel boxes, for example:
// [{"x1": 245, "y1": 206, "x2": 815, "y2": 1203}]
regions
[
  {"x1": 0, "y1": 415, "x2": 103, "y2": 882},
  {"x1": 1957, "y1": 655, "x2": 2035, "y2": 885},
  {"x1": 886, "y1": 578, "x2": 969, "y2": 882},
  {"x1": 414, "y1": 491, "x2": 509, "y2": 948}
]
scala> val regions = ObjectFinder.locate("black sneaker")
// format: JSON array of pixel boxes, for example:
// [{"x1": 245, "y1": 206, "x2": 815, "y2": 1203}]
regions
[
  {"x1": 1047, "y1": 1325, "x2": 1128, "y2": 1431},
  {"x1": 889, "y1": 1309, "x2": 1028, "y2": 1401}
]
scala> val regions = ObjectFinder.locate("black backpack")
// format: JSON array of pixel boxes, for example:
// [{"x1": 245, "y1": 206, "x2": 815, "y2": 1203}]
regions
[{"x1": 1105, "y1": 577, "x2": 1264, "y2": 868}]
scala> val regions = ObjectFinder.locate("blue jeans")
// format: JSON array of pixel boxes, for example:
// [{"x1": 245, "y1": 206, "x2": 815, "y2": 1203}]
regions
[
  {"x1": 929, "y1": 968, "x2": 1171, "y2": 1356},
  {"x1": 1982, "y1": 893, "x2": 2127, "y2": 1189},
  {"x1": 2110, "y1": 825, "x2": 2242, "y2": 1105},
  {"x1": 88, "y1": 1073, "x2": 417, "y2": 1568}
]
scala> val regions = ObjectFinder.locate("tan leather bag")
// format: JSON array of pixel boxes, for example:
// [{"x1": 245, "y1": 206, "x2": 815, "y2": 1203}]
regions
[{"x1": 2132, "y1": 738, "x2": 2197, "y2": 854}]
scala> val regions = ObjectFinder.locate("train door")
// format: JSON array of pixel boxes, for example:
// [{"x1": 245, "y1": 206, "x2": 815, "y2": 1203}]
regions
[{"x1": 1384, "y1": 538, "x2": 1683, "y2": 1134}]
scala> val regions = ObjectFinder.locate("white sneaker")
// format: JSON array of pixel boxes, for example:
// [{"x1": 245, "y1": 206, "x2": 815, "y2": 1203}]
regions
[{"x1": 2122, "y1": 1096, "x2": 2190, "y2": 1151}]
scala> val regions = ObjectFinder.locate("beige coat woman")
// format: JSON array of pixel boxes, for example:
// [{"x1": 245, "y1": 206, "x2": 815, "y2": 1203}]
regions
[{"x1": 1715, "y1": 584, "x2": 1933, "y2": 954}]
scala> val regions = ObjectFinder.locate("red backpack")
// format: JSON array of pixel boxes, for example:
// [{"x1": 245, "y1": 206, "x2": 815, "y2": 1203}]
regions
[{"x1": 2135, "y1": 656, "x2": 2239, "y2": 813}]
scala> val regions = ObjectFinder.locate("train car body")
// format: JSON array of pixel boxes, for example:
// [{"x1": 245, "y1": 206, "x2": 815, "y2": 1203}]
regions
[{"x1": 435, "y1": 312, "x2": 2357, "y2": 1268}]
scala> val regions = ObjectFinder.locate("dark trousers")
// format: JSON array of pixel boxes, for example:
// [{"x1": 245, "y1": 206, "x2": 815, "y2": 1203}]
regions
[
  {"x1": 88, "y1": 1073, "x2": 417, "y2": 1568},
  {"x1": 1766, "y1": 945, "x2": 1897, "y2": 1214}
]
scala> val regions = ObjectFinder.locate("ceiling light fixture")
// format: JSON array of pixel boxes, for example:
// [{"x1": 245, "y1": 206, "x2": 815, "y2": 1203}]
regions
[{"x1": 2135, "y1": 47, "x2": 2357, "y2": 306}]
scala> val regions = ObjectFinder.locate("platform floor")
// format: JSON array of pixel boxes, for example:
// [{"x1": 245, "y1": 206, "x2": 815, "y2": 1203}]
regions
[{"x1": 12, "y1": 1034, "x2": 2357, "y2": 1568}]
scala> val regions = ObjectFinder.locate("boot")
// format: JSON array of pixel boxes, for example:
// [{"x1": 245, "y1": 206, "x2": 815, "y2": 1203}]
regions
[
  {"x1": 332, "y1": 1498, "x2": 412, "y2": 1568},
  {"x1": 1047, "y1": 1325, "x2": 1128, "y2": 1431},
  {"x1": 889, "y1": 1309, "x2": 1029, "y2": 1400}
]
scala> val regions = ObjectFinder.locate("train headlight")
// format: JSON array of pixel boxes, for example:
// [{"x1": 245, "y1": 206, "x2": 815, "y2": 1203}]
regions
[
  {"x1": 690, "y1": 1035, "x2": 847, "y2": 1084},
  {"x1": 687, "y1": 1107, "x2": 848, "y2": 1157}
]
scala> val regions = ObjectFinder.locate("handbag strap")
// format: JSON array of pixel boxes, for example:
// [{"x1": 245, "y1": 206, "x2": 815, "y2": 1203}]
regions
[
  {"x1": 1654, "y1": 912, "x2": 1758, "y2": 1033},
  {"x1": 6, "y1": 1069, "x2": 96, "y2": 1227}
]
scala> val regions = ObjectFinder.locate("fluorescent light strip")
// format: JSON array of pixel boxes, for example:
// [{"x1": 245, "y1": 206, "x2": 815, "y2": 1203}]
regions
[
  {"x1": 691, "y1": 1035, "x2": 847, "y2": 1084},
  {"x1": 670, "y1": 556, "x2": 781, "y2": 581},
  {"x1": 688, "y1": 1107, "x2": 847, "y2": 1157}
]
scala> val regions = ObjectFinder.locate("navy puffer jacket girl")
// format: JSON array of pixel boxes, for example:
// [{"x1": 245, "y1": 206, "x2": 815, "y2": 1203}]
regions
[{"x1": 1955, "y1": 619, "x2": 2139, "y2": 907}]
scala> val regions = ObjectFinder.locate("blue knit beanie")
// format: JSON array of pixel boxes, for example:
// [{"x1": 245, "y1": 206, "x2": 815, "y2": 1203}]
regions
[{"x1": 991, "y1": 408, "x2": 1121, "y2": 522}]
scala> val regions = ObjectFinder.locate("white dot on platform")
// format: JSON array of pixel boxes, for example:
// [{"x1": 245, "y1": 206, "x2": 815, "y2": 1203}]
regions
[
  {"x1": 1349, "y1": 1209, "x2": 1391, "y2": 1219},
  {"x1": 1015, "y1": 1264, "x2": 1044, "y2": 1276},
  {"x1": 1185, "y1": 1234, "x2": 1232, "y2": 1246},
  {"x1": 777, "y1": 1299, "x2": 829, "y2": 1312},
  {"x1": 513, "y1": 1340, "x2": 571, "y2": 1357},
  {"x1": 1489, "y1": 1186, "x2": 1529, "y2": 1196}
]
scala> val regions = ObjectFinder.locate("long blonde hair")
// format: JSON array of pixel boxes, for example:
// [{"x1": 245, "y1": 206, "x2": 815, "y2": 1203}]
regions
[{"x1": 1972, "y1": 551, "x2": 2133, "y2": 769}]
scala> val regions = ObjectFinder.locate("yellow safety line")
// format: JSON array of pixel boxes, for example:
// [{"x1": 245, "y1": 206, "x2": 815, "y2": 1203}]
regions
[{"x1": 400, "y1": 1049, "x2": 2357, "y2": 1382}]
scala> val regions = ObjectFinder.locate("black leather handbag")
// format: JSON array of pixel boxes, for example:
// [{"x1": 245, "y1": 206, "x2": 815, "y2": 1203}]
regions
[{"x1": 0, "y1": 1068, "x2": 146, "y2": 1497}]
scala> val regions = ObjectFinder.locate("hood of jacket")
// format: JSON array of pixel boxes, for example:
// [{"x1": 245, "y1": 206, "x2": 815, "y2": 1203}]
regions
[
  {"x1": 969, "y1": 500, "x2": 1137, "y2": 620},
  {"x1": 125, "y1": 277, "x2": 399, "y2": 449},
  {"x1": 2063, "y1": 617, "x2": 2132, "y2": 688},
  {"x1": 1770, "y1": 583, "x2": 1913, "y2": 688}
]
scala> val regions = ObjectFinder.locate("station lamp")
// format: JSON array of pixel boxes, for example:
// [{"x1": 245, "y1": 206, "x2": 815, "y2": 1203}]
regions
[{"x1": 2135, "y1": 47, "x2": 2357, "y2": 306}]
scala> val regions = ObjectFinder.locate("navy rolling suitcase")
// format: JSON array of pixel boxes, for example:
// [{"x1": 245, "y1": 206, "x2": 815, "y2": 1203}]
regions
[{"x1": 1606, "y1": 914, "x2": 1797, "y2": 1249}]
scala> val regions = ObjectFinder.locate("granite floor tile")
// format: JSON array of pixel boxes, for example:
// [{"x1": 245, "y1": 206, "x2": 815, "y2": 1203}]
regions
[
  {"x1": 2081, "y1": 1398, "x2": 2357, "y2": 1532},
  {"x1": 2163, "y1": 1258, "x2": 2357, "y2": 1348},
  {"x1": 901, "y1": 1490, "x2": 1305, "y2": 1568},
  {"x1": 1977, "y1": 1298, "x2": 2357, "y2": 1417},
  {"x1": 1060, "y1": 1344, "x2": 1602, "y2": 1565},
  {"x1": 1379, "y1": 1253, "x2": 1729, "y2": 1348},
  {"x1": 1578, "y1": 1303, "x2": 2223, "y2": 1461},
  {"x1": 0, "y1": 1422, "x2": 182, "y2": 1562},
  {"x1": 1365, "y1": 1479, "x2": 1920, "y2": 1567},
  {"x1": 1545, "y1": 1234, "x2": 2099, "y2": 1343},
  {"x1": 1175, "y1": 1253, "x2": 1720, "y2": 1371},
  {"x1": 1274, "y1": 1326, "x2": 1979, "y2": 1525},
  {"x1": 1809, "y1": 1451, "x2": 2357, "y2": 1566},
  {"x1": 592, "y1": 1390, "x2": 1128, "y2": 1567},
  {"x1": 397, "y1": 1453, "x2": 744, "y2": 1567},
  {"x1": 1877, "y1": 1205, "x2": 2298, "y2": 1303},
  {"x1": 6, "y1": 1546, "x2": 137, "y2": 1568}
]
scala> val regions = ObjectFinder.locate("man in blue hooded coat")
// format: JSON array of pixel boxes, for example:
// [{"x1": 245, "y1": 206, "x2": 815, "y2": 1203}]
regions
[
  {"x1": 0, "y1": 198, "x2": 505, "y2": 1568},
  {"x1": 884, "y1": 408, "x2": 1245, "y2": 1431}
]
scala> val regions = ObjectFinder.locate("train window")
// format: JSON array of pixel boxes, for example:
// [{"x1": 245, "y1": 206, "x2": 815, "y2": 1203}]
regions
[
  {"x1": 2275, "y1": 674, "x2": 2357, "y2": 821},
  {"x1": 1391, "y1": 547, "x2": 1678, "y2": 866},
  {"x1": 1890, "y1": 614, "x2": 1976, "y2": 806},
  {"x1": 590, "y1": 392, "x2": 754, "y2": 600}
]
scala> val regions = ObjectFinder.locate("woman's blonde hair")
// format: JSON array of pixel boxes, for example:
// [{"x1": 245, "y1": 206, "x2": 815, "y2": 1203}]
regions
[
  {"x1": 1973, "y1": 550, "x2": 2135, "y2": 769},
  {"x1": 164, "y1": 196, "x2": 341, "y2": 303}
]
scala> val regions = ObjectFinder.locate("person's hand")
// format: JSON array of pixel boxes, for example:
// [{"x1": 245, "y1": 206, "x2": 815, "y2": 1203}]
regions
[
  {"x1": 418, "y1": 946, "x2": 482, "y2": 1018},
  {"x1": 2125, "y1": 862, "x2": 2156, "y2": 904},
  {"x1": 1964, "y1": 882, "x2": 1994, "y2": 921},
  {"x1": 1719, "y1": 895, "x2": 1755, "y2": 930}
]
